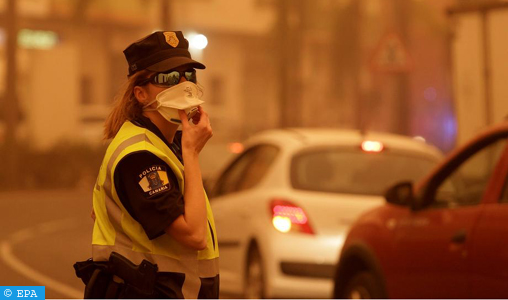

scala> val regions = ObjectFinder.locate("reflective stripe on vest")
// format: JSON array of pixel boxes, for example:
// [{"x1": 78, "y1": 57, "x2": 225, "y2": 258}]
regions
[{"x1": 92, "y1": 121, "x2": 219, "y2": 299}]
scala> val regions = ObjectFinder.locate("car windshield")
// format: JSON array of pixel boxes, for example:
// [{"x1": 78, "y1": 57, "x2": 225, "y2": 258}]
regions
[{"x1": 291, "y1": 148, "x2": 438, "y2": 196}]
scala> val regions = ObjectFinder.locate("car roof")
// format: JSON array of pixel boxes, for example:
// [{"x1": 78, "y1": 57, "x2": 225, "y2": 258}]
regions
[{"x1": 244, "y1": 128, "x2": 444, "y2": 159}]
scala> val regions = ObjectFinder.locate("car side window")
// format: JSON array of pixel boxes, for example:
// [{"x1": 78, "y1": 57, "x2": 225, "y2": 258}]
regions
[
  {"x1": 432, "y1": 138, "x2": 507, "y2": 208},
  {"x1": 501, "y1": 177, "x2": 508, "y2": 203},
  {"x1": 212, "y1": 148, "x2": 258, "y2": 197},
  {"x1": 212, "y1": 145, "x2": 279, "y2": 197},
  {"x1": 499, "y1": 145, "x2": 508, "y2": 203},
  {"x1": 235, "y1": 145, "x2": 279, "y2": 191}
]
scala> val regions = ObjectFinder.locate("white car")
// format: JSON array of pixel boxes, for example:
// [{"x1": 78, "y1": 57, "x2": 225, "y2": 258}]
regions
[{"x1": 207, "y1": 128, "x2": 443, "y2": 298}]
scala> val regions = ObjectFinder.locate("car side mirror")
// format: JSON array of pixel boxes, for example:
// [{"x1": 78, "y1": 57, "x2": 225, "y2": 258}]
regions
[{"x1": 385, "y1": 181, "x2": 414, "y2": 207}]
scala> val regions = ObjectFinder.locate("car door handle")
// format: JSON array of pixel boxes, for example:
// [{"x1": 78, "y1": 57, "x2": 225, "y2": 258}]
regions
[{"x1": 451, "y1": 229, "x2": 467, "y2": 244}]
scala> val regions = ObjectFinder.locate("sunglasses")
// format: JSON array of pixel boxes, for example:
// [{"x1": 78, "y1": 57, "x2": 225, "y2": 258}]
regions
[{"x1": 138, "y1": 69, "x2": 197, "y2": 87}]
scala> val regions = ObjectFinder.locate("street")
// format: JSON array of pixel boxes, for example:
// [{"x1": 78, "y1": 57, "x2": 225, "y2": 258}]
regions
[
  {"x1": 0, "y1": 189, "x2": 92, "y2": 299},
  {"x1": 0, "y1": 188, "x2": 238, "y2": 299},
  {"x1": 2, "y1": 0, "x2": 507, "y2": 299}
]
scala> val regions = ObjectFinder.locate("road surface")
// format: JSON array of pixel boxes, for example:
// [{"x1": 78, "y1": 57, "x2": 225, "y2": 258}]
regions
[
  {"x1": 0, "y1": 188, "x2": 238, "y2": 299},
  {"x1": 0, "y1": 189, "x2": 92, "y2": 298}
]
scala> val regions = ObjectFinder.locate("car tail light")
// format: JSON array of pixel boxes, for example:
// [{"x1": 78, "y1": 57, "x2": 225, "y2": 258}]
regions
[
  {"x1": 361, "y1": 140, "x2": 384, "y2": 153},
  {"x1": 270, "y1": 199, "x2": 314, "y2": 235}
]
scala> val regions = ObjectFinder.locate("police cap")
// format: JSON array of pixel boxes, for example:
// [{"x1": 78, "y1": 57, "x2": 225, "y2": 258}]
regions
[{"x1": 123, "y1": 31, "x2": 205, "y2": 76}]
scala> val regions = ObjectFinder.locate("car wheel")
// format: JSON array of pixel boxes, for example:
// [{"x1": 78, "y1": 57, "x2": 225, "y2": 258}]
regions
[
  {"x1": 343, "y1": 271, "x2": 385, "y2": 299},
  {"x1": 244, "y1": 246, "x2": 265, "y2": 299}
]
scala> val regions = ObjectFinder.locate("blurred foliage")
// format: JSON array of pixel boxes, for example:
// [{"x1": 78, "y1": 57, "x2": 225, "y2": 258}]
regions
[{"x1": 0, "y1": 140, "x2": 107, "y2": 191}]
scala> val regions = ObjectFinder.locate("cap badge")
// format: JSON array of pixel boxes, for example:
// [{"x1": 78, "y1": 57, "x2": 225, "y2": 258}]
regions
[{"x1": 163, "y1": 32, "x2": 179, "y2": 48}]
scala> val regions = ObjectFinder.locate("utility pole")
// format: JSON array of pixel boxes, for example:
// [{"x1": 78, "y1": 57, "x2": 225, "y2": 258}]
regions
[
  {"x1": 275, "y1": 0, "x2": 303, "y2": 127},
  {"x1": 276, "y1": 0, "x2": 290, "y2": 128},
  {"x1": 160, "y1": 0, "x2": 172, "y2": 29},
  {"x1": 393, "y1": 0, "x2": 411, "y2": 135},
  {"x1": 481, "y1": 10, "x2": 492, "y2": 126},
  {"x1": 2, "y1": 0, "x2": 19, "y2": 186},
  {"x1": 330, "y1": 1, "x2": 361, "y2": 129},
  {"x1": 4, "y1": 0, "x2": 19, "y2": 146}
]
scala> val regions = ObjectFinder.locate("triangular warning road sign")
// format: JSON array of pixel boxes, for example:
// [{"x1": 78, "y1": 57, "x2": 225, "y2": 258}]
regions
[{"x1": 370, "y1": 33, "x2": 412, "y2": 73}]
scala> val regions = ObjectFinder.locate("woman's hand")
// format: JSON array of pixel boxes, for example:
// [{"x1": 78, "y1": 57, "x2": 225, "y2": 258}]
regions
[
  {"x1": 178, "y1": 106, "x2": 213, "y2": 156},
  {"x1": 167, "y1": 106, "x2": 211, "y2": 249}
]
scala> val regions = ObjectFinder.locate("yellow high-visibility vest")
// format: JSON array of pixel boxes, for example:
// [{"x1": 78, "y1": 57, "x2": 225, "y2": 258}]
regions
[{"x1": 92, "y1": 121, "x2": 219, "y2": 298}]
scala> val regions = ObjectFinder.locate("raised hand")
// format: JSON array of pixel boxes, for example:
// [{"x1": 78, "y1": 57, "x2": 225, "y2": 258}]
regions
[{"x1": 178, "y1": 106, "x2": 213, "y2": 156}]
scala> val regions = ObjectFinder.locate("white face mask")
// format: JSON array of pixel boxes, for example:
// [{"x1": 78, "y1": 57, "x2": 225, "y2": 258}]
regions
[{"x1": 143, "y1": 81, "x2": 205, "y2": 124}]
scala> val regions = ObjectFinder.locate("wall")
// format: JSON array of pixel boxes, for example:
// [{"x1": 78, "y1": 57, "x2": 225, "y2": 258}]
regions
[
  {"x1": 25, "y1": 43, "x2": 80, "y2": 150},
  {"x1": 451, "y1": 6, "x2": 508, "y2": 146}
]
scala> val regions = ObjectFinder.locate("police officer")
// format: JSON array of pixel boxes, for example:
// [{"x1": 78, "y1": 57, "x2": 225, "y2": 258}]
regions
[{"x1": 83, "y1": 31, "x2": 219, "y2": 299}]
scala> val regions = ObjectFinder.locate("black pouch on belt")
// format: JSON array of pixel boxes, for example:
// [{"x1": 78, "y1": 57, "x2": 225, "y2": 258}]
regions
[
  {"x1": 73, "y1": 258, "x2": 113, "y2": 298},
  {"x1": 74, "y1": 253, "x2": 159, "y2": 298},
  {"x1": 74, "y1": 258, "x2": 104, "y2": 285}
]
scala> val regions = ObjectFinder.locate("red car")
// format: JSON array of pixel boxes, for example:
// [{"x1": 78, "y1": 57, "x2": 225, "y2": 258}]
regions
[{"x1": 333, "y1": 121, "x2": 508, "y2": 299}]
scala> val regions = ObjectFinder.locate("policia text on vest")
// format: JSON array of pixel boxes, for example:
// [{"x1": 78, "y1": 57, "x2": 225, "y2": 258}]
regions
[{"x1": 76, "y1": 121, "x2": 220, "y2": 298}]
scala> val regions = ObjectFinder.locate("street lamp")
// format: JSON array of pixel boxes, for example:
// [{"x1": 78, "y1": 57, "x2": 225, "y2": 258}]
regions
[
  {"x1": 187, "y1": 33, "x2": 207, "y2": 61},
  {"x1": 189, "y1": 34, "x2": 208, "y2": 50}
]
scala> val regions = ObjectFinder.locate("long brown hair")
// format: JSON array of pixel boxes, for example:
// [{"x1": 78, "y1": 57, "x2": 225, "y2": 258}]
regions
[{"x1": 103, "y1": 70, "x2": 152, "y2": 140}]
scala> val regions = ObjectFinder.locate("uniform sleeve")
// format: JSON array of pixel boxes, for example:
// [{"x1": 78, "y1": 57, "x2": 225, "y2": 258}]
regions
[{"x1": 114, "y1": 151, "x2": 184, "y2": 240}]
